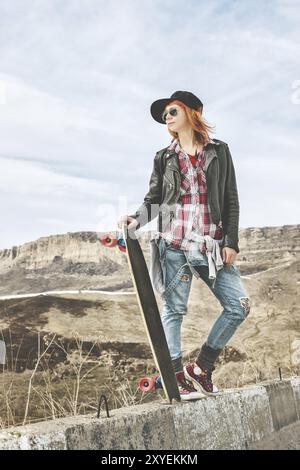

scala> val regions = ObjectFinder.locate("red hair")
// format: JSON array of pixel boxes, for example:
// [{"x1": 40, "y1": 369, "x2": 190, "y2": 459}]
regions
[{"x1": 166, "y1": 99, "x2": 215, "y2": 146}]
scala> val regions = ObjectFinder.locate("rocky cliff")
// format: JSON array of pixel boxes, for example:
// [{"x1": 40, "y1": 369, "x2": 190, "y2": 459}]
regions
[
  {"x1": 0, "y1": 224, "x2": 300, "y2": 428},
  {"x1": 0, "y1": 231, "x2": 137, "y2": 295},
  {"x1": 0, "y1": 225, "x2": 299, "y2": 295}
]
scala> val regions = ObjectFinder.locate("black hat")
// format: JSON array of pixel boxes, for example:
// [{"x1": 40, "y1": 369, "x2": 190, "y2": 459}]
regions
[{"x1": 150, "y1": 90, "x2": 203, "y2": 124}]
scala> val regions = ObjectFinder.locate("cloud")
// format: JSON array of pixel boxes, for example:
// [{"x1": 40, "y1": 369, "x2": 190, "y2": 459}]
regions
[{"x1": 0, "y1": 0, "x2": 299, "y2": 249}]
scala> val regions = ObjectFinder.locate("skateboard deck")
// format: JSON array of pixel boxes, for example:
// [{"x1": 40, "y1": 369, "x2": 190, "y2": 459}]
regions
[{"x1": 121, "y1": 223, "x2": 180, "y2": 403}]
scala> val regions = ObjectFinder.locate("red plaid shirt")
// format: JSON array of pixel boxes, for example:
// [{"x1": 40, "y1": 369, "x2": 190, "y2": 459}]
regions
[{"x1": 157, "y1": 137, "x2": 223, "y2": 253}]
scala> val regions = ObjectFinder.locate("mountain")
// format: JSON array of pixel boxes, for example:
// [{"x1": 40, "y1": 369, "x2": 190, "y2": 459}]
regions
[
  {"x1": 0, "y1": 225, "x2": 299, "y2": 295},
  {"x1": 0, "y1": 225, "x2": 299, "y2": 427}
]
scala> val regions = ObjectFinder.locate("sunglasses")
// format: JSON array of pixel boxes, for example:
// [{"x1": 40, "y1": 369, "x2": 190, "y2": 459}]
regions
[{"x1": 162, "y1": 107, "x2": 179, "y2": 123}]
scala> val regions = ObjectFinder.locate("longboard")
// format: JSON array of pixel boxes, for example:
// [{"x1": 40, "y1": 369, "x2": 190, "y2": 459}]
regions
[
  {"x1": 100, "y1": 225, "x2": 180, "y2": 403},
  {"x1": 122, "y1": 223, "x2": 181, "y2": 403}
]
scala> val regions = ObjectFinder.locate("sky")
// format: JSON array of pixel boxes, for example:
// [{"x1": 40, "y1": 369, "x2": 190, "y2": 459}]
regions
[{"x1": 0, "y1": 0, "x2": 299, "y2": 250}]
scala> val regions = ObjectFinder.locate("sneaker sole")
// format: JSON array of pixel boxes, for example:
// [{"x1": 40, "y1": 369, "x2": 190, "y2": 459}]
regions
[
  {"x1": 180, "y1": 392, "x2": 205, "y2": 401},
  {"x1": 183, "y1": 366, "x2": 220, "y2": 397}
]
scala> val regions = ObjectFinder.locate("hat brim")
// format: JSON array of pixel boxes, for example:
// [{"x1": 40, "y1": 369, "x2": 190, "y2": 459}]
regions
[{"x1": 150, "y1": 98, "x2": 176, "y2": 124}]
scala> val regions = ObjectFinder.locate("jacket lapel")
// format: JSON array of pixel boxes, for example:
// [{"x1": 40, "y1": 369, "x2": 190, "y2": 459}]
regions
[{"x1": 164, "y1": 141, "x2": 219, "y2": 172}]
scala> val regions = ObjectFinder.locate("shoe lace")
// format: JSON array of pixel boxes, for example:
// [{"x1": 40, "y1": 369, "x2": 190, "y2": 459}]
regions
[
  {"x1": 200, "y1": 367, "x2": 214, "y2": 388},
  {"x1": 180, "y1": 378, "x2": 196, "y2": 392}
]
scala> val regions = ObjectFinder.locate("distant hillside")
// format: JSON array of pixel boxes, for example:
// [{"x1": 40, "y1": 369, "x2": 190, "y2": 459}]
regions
[
  {"x1": 0, "y1": 225, "x2": 299, "y2": 295},
  {"x1": 0, "y1": 224, "x2": 299, "y2": 427}
]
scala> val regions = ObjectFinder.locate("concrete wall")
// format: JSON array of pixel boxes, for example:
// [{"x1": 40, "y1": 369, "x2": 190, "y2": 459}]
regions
[{"x1": 0, "y1": 377, "x2": 300, "y2": 450}]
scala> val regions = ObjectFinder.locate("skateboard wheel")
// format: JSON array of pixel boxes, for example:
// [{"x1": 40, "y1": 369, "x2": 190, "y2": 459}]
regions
[
  {"x1": 138, "y1": 377, "x2": 155, "y2": 392},
  {"x1": 99, "y1": 234, "x2": 117, "y2": 248},
  {"x1": 155, "y1": 375, "x2": 163, "y2": 389},
  {"x1": 117, "y1": 237, "x2": 126, "y2": 252}
]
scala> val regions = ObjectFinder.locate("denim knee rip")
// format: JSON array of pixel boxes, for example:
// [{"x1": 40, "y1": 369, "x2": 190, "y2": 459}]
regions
[
  {"x1": 221, "y1": 291, "x2": 250, "y2": 323},
  {"x1": 239, "y1": 297, "x2": 251, "y2": 317}
]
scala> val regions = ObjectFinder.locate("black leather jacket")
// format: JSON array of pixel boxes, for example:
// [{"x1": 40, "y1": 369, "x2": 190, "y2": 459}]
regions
[{"x1": 130, "y1": 139, "x2": 240, "y2": 253}]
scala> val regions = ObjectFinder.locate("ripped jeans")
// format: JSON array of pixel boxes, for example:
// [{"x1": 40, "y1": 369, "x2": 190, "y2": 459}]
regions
[{"x1": 157, "y1": 237, "x2": 251, "y2": 361}]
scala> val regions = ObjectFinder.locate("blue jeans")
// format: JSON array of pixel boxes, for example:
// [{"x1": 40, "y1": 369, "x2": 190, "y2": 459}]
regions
[{"x1": 157, "y1": 237, "x2": 251, "y2": 361}]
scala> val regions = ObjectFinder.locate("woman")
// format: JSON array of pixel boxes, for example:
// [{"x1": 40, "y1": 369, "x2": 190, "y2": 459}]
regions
[{"x1": 118, "y1": 91, "x2": 251, "y2": 400}]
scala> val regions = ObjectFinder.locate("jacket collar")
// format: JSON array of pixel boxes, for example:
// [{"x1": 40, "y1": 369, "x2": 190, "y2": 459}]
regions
[{"x1": 165, "y1": 137, "x2": 220, "y2": 160}]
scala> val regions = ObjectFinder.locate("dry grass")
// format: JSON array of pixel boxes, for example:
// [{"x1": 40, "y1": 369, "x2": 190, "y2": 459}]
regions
[
  {"x1": 0, "y1": 331, "x2": 152, "y2": 429},
  {"x1": 1, "y1": 331, "x2": 299, "y2": 430}
]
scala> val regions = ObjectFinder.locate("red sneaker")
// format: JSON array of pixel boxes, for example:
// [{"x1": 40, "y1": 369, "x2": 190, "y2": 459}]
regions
[
  {"x1": 175, "y1": 371, "x2": 204, "y2": 401},
  {"x1": 183, "y1": 363, "x2": 219, "y2": 396}
]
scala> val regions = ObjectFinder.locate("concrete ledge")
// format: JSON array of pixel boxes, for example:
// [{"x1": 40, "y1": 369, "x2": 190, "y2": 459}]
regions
[
  {"x1": 291, "y1": 377, "x2": 300, "y2": 419},
  {"x1": 265, "y1": 380, "x2": 298, "y2": 430},
  {"x1": 0, "y1": 378, "x2": 299, "y2": 450}
]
